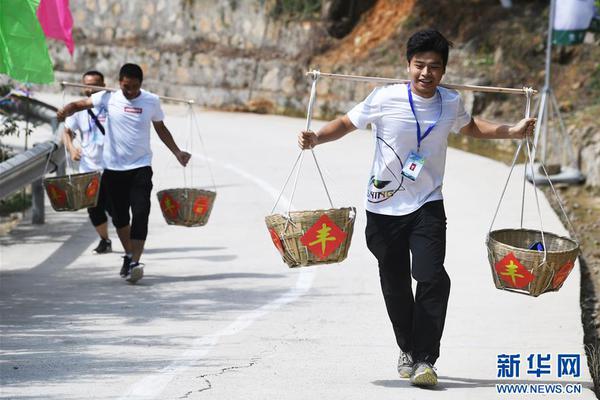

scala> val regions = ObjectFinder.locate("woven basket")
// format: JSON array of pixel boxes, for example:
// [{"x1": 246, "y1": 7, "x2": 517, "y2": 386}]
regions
[
  {"x1": 486, "y1": 228, "x2": 579, "y2": 297},
  {"x1": 157, "y1": 188, "x2": 216, "y2": 227},
  {"x1": 43, "y1": 171, "x2": 102, "y2": 211},
  {"x1": 265, "y1": 207, "x2": 356, "y2": 268}
]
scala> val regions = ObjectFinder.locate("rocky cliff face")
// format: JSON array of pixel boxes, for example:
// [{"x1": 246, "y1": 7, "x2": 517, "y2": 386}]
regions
[
  {"x1": 48, "y1": 0, "x2": 599, "y2": 186},
  {"x1": 51, "y1": 0, "x2": 331, "y2": 113}
]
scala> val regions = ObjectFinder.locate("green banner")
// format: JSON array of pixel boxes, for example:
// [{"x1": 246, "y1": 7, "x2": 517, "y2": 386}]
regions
[
  {"x1": 0, "y1": 0, "x2": 54, "y2": 84},
  {"x1": 552, "y1": 30, "x2": 587, "y2": 45}
]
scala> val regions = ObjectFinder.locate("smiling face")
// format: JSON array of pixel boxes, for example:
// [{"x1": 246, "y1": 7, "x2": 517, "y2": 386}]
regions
[
  {"x1": 82, "y1": 74, "x2": 104, "y2": 97},
  {"x1": 119, "y1": 76, "x2": 142, "y2": 100},
  {"x1": 407, "y1": 51, "x2": 445, "y2": 98}
]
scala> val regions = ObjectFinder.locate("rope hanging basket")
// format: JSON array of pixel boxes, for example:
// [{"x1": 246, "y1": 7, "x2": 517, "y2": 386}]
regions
[
  {"x1": 43, "y1": 170, "x2": 102, "y2": 211},
  {"x1": 265, "y1": 71, "x2": 356, "y2": 268},
  {"x1": 156, "y1": 104, "x2": 217, "y2": 227},
  {"x1": 486, "y1": 88, "x2": 580, "y2": 297},
  {"x1": 486, "y1": 229, "x2": 579, "y2": 297},
  {"x1": 157, "y1": 188, "x2": 216, "y2": 227},
  {"x1": 266, "y1": 207, "x2": 356, "y2": 268}
]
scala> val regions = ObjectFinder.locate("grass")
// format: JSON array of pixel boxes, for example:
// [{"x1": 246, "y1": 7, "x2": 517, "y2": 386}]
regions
[
  {"x1": 0, "y1": 191, "x2": 31, "y2": 216},
  {"x1": 270, "y1": 0, "x2": 321, "y2": 20},
  {"x1": 585, "y1": 343, "x2": 600, "y2": 397}
]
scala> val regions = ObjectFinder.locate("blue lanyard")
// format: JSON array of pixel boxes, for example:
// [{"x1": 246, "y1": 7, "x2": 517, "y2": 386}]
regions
[{"x1": 407, "y1": 83, "x2": 443, "y2": 152}]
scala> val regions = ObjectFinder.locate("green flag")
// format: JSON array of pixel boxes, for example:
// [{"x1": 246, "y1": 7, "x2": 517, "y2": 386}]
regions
[{"x1": 0, "y1": 0, "x2": 54, "y2": 84}]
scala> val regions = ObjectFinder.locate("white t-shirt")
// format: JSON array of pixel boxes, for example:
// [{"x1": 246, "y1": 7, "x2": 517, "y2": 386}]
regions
[
  {"x1": 347, "y1": 84, "x2": 472, "y2": 216},
  {"x1": 64, "y1": 106, "x2": 107, "y2": 173},
  {"x1": 91, "y1": 89, "x2": 165, "y2": 171}
]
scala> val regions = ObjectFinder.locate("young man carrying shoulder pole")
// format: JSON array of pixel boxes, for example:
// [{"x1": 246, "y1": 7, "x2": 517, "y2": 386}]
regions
[
  {"x1": 298, "y1": 29, "x2": 535, "y2": 387},
  {"x1": 63, "y1": 70, "x2": 112, "y2": 255},
  {"x1": 58, "y1": 63, "x2": 191, "y2": 284}
]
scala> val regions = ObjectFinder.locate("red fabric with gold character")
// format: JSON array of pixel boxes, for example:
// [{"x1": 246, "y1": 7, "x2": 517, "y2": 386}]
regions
[
  {"x1": 300, "y1": 214, "x2": 347, "y2": 260},
  {"x1": 494, "y1": 252, "x2": 535, "y2": 289}
]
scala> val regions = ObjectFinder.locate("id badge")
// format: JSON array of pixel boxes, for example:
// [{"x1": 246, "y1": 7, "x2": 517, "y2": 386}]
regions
[{"x1": 401, "y1": 151, "x2": 425, "y2": 181}]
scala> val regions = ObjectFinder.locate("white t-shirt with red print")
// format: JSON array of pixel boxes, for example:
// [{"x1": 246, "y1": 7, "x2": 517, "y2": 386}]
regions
[{"x1": 91, "y1": 89, "x2": 165, "y2": 171}]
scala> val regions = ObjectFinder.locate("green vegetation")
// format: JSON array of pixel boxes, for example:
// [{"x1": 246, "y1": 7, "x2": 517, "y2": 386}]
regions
[
  {"x1": 0, "y1": 191, "x2": 31, "y2": 216},
  {"x1": 590, "y1": 63, "x2": 600, "y2": 92},
  {"x1": 0, "y1": 84, "x2": 34, "y2": 161},
  {"x1": 270, "y1": 0, "x2": 321, "y2": 20}
]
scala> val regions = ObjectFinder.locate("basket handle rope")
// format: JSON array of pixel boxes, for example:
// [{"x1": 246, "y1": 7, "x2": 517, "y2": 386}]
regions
[
  {"x1": 189, "y1": 104, "x2": 217, "y2": 193},
  {"x1": 182, "y1": 104, "x2": 194, "y2": 189},
  {"x1": 519, "y1": 89, "x2": 532, "y2": 228},
  {"x1": 271, "y1": 71, "x2": 335, "y2": 215},
  {"x1": 60, "y1": 88, "x2": 75, "y2": 185},
  {"x1": 488, "y1": 88, "x2": 548, "y2": 263},
  {"x1": 522, "y1": 122, "x2": 579, "y2": 242},
  {"x1": 489, "y1": 88, "x2": 533, "y2": 233},
  {"x1": 524, "y1": 120, "x2": 548, "y2": 263}
]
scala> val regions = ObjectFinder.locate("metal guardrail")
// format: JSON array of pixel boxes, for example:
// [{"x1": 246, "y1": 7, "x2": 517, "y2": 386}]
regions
[
  {"x1": 0, "y1": 128, "x2": 65, "y2": 198},
  {"x1": 0, "y1": 94, "x2": 65, "y2": 224}
]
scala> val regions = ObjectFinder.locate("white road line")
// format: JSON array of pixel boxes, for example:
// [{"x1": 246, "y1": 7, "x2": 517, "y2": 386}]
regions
[{"x1": 120, "y1": 158, "x2": 316, "y2": 400}]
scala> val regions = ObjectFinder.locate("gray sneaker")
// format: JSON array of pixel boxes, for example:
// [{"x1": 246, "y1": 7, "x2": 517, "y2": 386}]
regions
[
  {"x1": 410, "y1": 361, "x2": 438, "y2": 387},
  {"x1": 397, "y1": 351, "x2": 413, "y2": 378},
  {"x1": 125, "y1": 262, "x2": 144, "y2": 284}
]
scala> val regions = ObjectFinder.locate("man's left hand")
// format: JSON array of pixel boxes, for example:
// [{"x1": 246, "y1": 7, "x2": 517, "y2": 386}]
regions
[
  {"x1": 508, "y1": 117, "x2": 536, "y2": 139},
  {"x1": 176, "y1": 151, "x2": 192, "y2": 167}
]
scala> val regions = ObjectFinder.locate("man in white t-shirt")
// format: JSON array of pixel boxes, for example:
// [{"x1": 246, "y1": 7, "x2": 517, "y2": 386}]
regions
[
  {"x1": 58, "y1": 63, "x2": 191, "y2": 284},
  {"x1": 298, "y1": 29, "x2": 535, "y2": 387},
  {"x1": 63, "y1": 70, "x2": 112, "y2": 255}
]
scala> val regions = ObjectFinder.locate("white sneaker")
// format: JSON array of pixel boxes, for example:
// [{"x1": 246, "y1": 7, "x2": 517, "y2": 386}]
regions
[
  {"x1": 125, "y1": 262, "x2": 144, "y2": 284},
  {"x1": 410, "y1": 361, "x2": 438, "y2": 387},
  {"x1": 397, "y1": 351, "x2": 413, "y2": 378}
]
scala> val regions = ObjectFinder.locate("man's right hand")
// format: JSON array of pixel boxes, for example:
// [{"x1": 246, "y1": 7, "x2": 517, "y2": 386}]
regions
[
  {"x1": 56, "y1": 107, "x2": 68, "y2": 122},
  {"x1": 298, "y1": 130, "x2": 318, "y2": 150},
  {"x1": 69, "y1": 147, "x2": 82, "y2": 161}
]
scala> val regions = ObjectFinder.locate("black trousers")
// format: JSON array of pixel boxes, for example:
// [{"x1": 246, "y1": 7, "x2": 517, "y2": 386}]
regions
[
  {"x1": 102, "y1": 166, "x2": 153, "y2": 241},
  {"x1": 365, "y1": 200, "x2": 450, "y2": 365},
  {"x1": 87, "y1": 173, "x2": 110, "y2": 227}
]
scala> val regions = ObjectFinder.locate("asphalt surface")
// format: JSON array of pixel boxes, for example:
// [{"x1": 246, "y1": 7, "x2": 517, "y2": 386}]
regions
[{"x1": 0, "y1": 100, "x2": 594, "y2": 399}]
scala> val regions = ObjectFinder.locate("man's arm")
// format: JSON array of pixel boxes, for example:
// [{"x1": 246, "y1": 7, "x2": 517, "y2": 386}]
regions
[
  {"x1": 152, "y1": 120, "x2": 191, "y2": 166},
  {"x1": 298, "y1": 115, "x2": 357, "y2": 149},
  {"x1": 62, "y1": 128, "x2": 81, "y2": 161},
  {"x1": 459, "y1": 116, "x2": 536, "y2": 139},
  {"x1": 57, "y1": 98, "x2": 94, "y2": 121}
]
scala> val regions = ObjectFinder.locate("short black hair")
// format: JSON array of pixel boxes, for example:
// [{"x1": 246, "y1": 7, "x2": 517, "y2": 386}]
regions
[
  {"x1": 406, "y1": 29, "x2": 453, "y2": 67},
  {"x1": 119, "y1": 63, "x2": 143, "y2": 82},
  {"x1": 83, "y1": 70, "x2": 104, "y2": 81}
]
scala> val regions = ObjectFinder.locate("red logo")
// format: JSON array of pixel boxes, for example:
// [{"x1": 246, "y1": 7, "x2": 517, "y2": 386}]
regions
[
  {"x1": 268, "y1": 228, "x2": 285, "y2": 256},
  {"x1": 86, "y1": 176, "x2": 100, "y2": 198},
  {"x1": 47, "y1": 184, "x2": 67, "y2": 207},
  {"x1": 160, "y1": 193, "x2": 179, "y2": 219},
  {"x1": 494, "y1": 253, "x2": 535, "y2": 289},
  {"x1": 192, "y1": 196, "x2": 209, "y2": 216},
  {"x1": 124, "y1": 106, "x2": 142, "y2": 114},
  {"x1": 552, "y1": 261, "x2": 575, "y2": 289},
  {"x1": 409, "y1": 163, "x2": 416, "y2": 171},
  {"x1": 300, "y1": 214, "x2": 347, "y2": 259}
]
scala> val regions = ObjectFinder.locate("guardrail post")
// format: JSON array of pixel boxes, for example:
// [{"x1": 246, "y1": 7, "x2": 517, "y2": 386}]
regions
[{"x1": 31, "y1": 179, "x2": 45, "y2": 224}]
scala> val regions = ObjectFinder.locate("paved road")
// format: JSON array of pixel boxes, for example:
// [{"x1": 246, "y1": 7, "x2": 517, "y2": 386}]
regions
[{"x1": 0, "y1": 102, "x2": 594, "y2": 399}]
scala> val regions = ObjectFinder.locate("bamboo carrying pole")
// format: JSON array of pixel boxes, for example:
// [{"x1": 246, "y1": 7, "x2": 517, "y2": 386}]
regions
[
  {"x1": 60, "y1": 81, "x2": 195, "y2": 104},
  {"x1": 307, "y1": 71, "x2": 537, "y2": 95}
]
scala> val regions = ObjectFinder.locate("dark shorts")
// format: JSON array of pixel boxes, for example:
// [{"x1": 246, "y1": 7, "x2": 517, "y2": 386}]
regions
[{"x1": 102, "y1": 166, "x2": 153, "y2": 240}]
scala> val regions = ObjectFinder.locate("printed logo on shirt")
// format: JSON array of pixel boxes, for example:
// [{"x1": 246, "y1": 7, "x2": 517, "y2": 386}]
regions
[
  {"x1": 367, "y1": 137, "x2": 406, "y2": 203},
  {"x1": 124, "y1": 106, "x2": 143, "y2": 114}
]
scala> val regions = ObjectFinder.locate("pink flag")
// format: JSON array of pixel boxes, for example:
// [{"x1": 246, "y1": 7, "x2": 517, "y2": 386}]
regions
[{"x1": 36, "y1": 0, "x2": 74, "y2": 55}]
